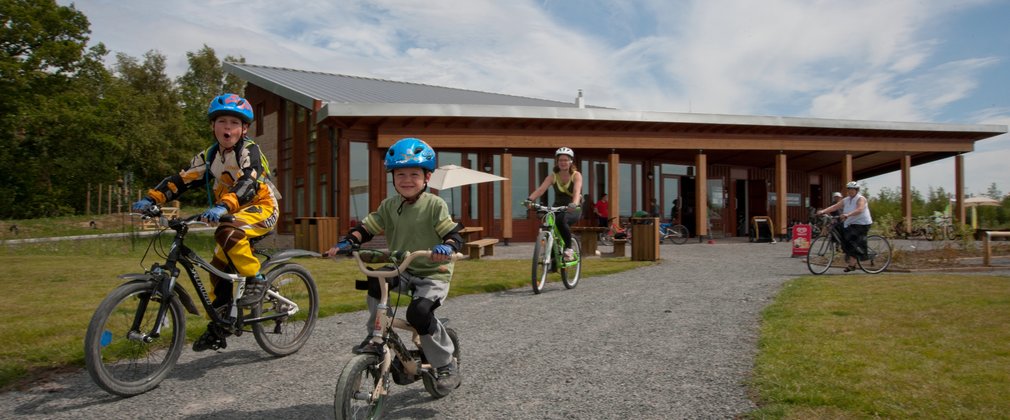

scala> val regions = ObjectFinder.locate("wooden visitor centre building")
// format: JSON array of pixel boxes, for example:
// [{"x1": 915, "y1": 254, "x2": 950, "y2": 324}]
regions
[{"x1": 224, "y1": 62, "x2": 1007, "y2": 243}]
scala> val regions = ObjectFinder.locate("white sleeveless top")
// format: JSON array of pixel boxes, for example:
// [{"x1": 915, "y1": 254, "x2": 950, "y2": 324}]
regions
[{"x1": 842, "y1": 193, "x2": 872, "y2": 227}]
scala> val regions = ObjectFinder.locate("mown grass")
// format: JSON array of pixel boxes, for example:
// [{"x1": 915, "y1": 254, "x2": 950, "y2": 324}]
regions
[
  {"x1": 751, "y1": 274, "x2": 1010, "y2": 419},
  {"x1": 0, "y1": 232, "x2": 651, "y2": 390}
]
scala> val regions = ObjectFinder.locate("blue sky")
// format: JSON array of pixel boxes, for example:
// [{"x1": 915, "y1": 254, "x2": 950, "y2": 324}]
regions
[{"x1": 62, "y1": 0, "x2": 1010, "y2": 196}]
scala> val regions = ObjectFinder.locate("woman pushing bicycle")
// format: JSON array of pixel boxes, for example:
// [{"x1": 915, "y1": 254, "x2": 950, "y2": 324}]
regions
[
  {"x1": 525, "y1": 147, "x2": 583, "y2": 262},
  {"x1": 815, "y1": 181, "x2": 873, "y2": 272},
  {"x1": 324, "y1": 137, "x2": 464, "y2": 394}
]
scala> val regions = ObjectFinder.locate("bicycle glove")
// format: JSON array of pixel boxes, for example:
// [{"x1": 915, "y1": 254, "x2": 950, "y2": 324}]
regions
[
  {"x1": 332, "y1": 239, "x2": 356, "y2": 256},
  {"x1": 431, "y1": 244, "x2": 453, "y2": 256},
  {"x1": 132, "y1": 197, "x2": 155, "y2": 213},
  {"x1": 201, "y1": 205, "x2": 229, "y2": 222}
]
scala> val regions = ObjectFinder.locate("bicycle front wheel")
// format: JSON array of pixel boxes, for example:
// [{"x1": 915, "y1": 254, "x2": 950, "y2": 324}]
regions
[
  {"x1": 334, "y1": 353, "x2": 386, "y2": 420},
  {"x1": 561, "y1": 238, "x2": 581, "y2": 289},
  {"x1": 858, "y1": 235, "x2": 892, "y2": 274},
  {"x1": 531, "y1": 231, "x2": 551, "y2": 294},
  {"x1": 84, "y1": 281, "x2": 186, "y2": 397},
  {"x1": 670, "y1": 225, "x2": 689, "y2": 245},
  {"x1": 806, "y1": 235, "x2": 837, "y2": 275},
  {"x1": 253, "y1": 264, "x2": 319, "y2": 356}
]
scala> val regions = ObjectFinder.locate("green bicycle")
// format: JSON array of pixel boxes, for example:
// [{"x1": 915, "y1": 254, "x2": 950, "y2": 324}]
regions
[{"x1": 527, "y1": 202, "x2": 582, "y2": 294}]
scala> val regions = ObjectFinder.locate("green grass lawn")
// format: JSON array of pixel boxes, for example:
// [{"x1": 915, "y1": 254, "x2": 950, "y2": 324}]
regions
[
  {"x1": 752, "y1": 274, "x2": 1010, "y2": 419},
  {"x1": 0, "y1": 233, "x2": 651, "y2": 390}
]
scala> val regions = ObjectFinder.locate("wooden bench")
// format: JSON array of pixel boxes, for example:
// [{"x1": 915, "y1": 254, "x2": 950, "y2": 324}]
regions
[
  {"x1": 612, "y1": 239, "x2": 627, "y2": 257},
  {"x1": 139, "y1": 207, "x2": 179, "y2": 230},
  {"x1": 466, "y1": 238, "x2": 499, "y2": 260},
  {"x1": 571, "y1": 226, "x2": 607, "y2": 256}
]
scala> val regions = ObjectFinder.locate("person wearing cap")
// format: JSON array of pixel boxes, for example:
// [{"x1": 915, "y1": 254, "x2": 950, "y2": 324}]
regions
[
  {"x1": 829, "y1": 192, "x2": 844, "y2": 217},
  {"x1": 816, "y1": 182, "x2": 873, "y2": 272}
]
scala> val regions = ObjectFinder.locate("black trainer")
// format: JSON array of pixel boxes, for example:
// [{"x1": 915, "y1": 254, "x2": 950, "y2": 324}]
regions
[
  {"x1": 353, "y1": 337, "x2": 384, "y2": 355},
  {"x1": 192, "y1": 324, "x2": 228, "y2": 352},
  {"x1": 237, "y1": 274, "x2": 266, "y2": 307},
  {"x1": 434, "y1": 360, "x2": 461, "y2": 393}
]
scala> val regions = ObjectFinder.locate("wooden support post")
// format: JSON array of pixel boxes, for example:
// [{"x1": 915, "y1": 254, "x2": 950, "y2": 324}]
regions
[
  {"x1": 775, "y1": 153, "x2": 787, "y2": 237},
  {"x1": 501, "y1": 151, "x2": 513, "y2": 244},
  {"x1": 955, "y1": 154, "x2": 965, "y2": 224},
  {"x1": 608, "y1": 152, "x2": 620, "y2": 224},
  {"x1": 901, "y1": 154, "x2": 912, "y2": 234},
  {"x1": 841, "y1": 153, "x2": 853, "y2": 185},
  {"x1": 695, "y1": 152, "x2": 708, "y2": 238}
]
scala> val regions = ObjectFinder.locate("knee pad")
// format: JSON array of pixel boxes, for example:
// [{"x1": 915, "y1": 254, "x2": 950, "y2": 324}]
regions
[
  {"x1": 214, "y1": 225, "x2": 246, "y2": 253},
  {"x1": 406, "y1": 298, "x2": 440, "y2": 336}
]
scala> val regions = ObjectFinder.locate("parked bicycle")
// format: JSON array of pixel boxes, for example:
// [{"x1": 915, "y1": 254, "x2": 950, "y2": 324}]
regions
[
  {"x1": 528, "y1": 202, "x2": 582, "y2": 294},
  {"x1": 806, "y1": 215, "x2": 892, "y2": 275},
  {"x1": 598, "y1": 217, "x2": 629, "y2": 246},
  {"x1": 659, "y1": 222, "x2": 690, "y2": 244},
  {"x1": 333, "y1": 249, "x2": 463, "y2": 419},
  {"x1": 84, "y1": 206, "x2": 320, "y2": 397}
]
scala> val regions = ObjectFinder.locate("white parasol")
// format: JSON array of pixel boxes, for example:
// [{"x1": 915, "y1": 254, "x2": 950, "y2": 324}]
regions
[
  {"x1": 963, "y1": 196, "x2": 1001, "y2": 207},
  {"x1": 428, "y1": 164, "x2": 508, "y2": 190}
]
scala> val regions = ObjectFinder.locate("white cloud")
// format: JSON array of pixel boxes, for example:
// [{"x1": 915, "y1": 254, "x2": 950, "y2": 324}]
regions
[{"x1": 64, "y1": 0, "x2": 1008, "y2": 193}]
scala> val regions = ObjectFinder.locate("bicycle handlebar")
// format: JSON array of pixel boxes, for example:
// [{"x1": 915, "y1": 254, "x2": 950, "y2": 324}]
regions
[
  {"x1": 351, "y1": 249, "x2": 464, "y2": 278},
  {"x1": 529, "y1": 203, "x2": 570, "y2": 213}
]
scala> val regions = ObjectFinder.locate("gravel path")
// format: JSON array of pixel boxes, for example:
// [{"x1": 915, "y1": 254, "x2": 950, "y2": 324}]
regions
[{"x1": 0, "y1": 239, "x2": 826, "y2": 419}]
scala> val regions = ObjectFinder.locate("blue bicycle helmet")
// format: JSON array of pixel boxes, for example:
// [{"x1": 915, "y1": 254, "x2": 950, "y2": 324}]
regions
[
  {"x1": 207, "y1": 93, "x2": 254, "y2": 124},
  {"x1": 384, "y1": 138, "x2": 436, "y2": 172}
]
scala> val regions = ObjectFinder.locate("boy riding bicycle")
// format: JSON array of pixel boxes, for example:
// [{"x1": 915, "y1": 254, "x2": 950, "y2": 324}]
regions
[
  {"x1": 131, "y1": 93, "x2": 279, "y2": 351},
  {"x1": 324, "y1": 137, "x2": 464, "y2": 394}
]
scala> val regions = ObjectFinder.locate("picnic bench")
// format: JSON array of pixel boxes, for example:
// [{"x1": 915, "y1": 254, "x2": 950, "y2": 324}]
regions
[
  {"x1": 571, "y1": 226, "x2": 607, "y2": 256},
  {"x1": 459, "y1": 226, "x2": 483, "y2": 243},
  {"x1": 139, "y1": 207, "x2": 179, "y2": 230},
  {"x1": 465, "y1": 237, "x2": 499, "y2": 260}
]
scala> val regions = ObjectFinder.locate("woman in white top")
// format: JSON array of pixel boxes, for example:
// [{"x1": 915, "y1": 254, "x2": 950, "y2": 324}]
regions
[{"x1": 816, "y1": 181, "x2": 873, "y2": 272}]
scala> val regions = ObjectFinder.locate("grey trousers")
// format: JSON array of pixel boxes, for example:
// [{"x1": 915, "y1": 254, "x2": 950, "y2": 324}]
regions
[{"x1": 364, "y1": 270, "x2": 455, "y2": 368}]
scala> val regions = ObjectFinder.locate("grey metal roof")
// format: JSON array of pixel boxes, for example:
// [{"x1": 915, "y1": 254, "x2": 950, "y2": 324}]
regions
[
  {"x1": 225, "y1": 62, "x2": 1007, "y2": 137},
  {"x1": 224, "y1": 62, "x2": 582, "y2": 110}
]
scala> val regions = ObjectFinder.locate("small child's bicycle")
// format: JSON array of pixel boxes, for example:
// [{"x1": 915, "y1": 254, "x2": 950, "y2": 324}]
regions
[
  {"x1": 333, "y1": 249, "x2": 463, "y2": 420},
  {"x1": 528, "y1": 202, "x2": 582, "y2": 294}
]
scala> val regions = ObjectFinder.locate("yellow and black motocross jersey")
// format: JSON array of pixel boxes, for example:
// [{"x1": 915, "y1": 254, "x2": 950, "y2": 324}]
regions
[{"x1": 147, "y1": 137, "x2": 279, "y2": 212}]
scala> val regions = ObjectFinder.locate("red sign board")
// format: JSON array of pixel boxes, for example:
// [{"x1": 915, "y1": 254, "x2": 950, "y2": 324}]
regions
[{"x1": 791, "y1": 224, "x2": 812, "y2": 257}]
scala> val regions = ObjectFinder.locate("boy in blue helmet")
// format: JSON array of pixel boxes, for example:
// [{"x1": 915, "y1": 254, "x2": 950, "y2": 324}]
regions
[
  {"x1": 131, "y1": 93, "x2": 280, "y2": 351},
  {"x1": 324, "y1": 137, "x2": 464, "y2": 393}
]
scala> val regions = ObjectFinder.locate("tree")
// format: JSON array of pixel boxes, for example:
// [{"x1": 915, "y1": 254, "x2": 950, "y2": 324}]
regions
[
  {"x1": 0, "y1": 0, "x2": 103, "y2": 217},
  {"x1": 176, "y1": 45, "x2": 246, "y2": 143},
  {"x1": 986, "y1": 182, "x2": 1003, "y2": 200},
  {"x1": 112, "y1": 50, "x2": 197, "y2": 188}
]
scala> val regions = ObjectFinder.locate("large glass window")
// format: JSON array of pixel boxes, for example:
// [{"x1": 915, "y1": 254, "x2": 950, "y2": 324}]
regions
[
  {"x1": 619, "y1": 163, "x2": 634, "y2": 216},
  {"x1": 349, "y1": 142, "x2": 369, "y2": 223},
  {"x1": 511, "y1": 156, "x2": 530, "y2": 219}
]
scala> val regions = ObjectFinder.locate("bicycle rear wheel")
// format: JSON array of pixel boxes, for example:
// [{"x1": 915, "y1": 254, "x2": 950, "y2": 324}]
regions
[
  {"x1": 858, "y1": 235, "x2": 892, "y2": 274},
  {"x1": 252, "y1": 264, "x2": 319, "y2": 356},
  {"x1": 84, "y1": 281, "x2": 185, "y2": 397},
  {"x1": 561, "y1": 239, "x2": 581, "y2": 289},
  {"x1": 669, "y1": 225, "x2": 689, "y2": 245},
  {"x1": 806, "y1": 235, "x2": 837, "y2": 275},
  {"x1": 334, "y1": 353, "x2": 386, "y2": 420},
  {"x1": 531, "y1": 231, "x2": 550, "y2": 294}
]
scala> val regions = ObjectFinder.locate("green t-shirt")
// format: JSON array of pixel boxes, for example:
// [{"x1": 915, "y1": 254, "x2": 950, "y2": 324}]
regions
[{"x1": 360, "y1": 192, "x2": 457, "y2": 281}]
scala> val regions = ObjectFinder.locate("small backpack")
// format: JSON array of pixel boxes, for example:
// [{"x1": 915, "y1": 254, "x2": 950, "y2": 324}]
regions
[{"x1": 203, "y1": 138, "x2": 278, "y2": 205}]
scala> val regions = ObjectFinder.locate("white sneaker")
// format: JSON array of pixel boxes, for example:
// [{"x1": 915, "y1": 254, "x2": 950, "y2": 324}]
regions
[{"x1": 563, "y1": 248, "x2": 575, "y2": 261}]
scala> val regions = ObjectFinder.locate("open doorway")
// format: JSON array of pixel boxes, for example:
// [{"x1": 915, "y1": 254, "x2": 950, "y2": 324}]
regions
[
  {"x1": 736, "y1": 179, "x2": 749, "y2": 236},
  {"x1": 682, "y1": 177, "x2": 697, "y2": 237}
]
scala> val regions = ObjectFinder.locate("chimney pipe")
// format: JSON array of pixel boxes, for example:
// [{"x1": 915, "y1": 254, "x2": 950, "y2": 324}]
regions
[{"x1": 575, "y1": 89, "x2": 585, "y2": 108}]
